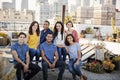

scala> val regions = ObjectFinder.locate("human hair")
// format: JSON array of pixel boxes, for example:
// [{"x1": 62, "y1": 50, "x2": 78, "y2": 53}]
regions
[
  {"x1": 65, "y1": 34, "x2": 75, "y2": 46},
  {"x1": 66, "y1": 20, "x2": 73, "y2": 27},
  {"x1": 54, "y1": 21, "x2": 64, "y2": 40},
  {"x1": 44, "y1": 20, "x2": 50, "y2": 26},
  {"x1": 28, "y1": 21, "x2": 40, "y2": 36},
  {"x1": 46, "y1": 32, "x2": 53, "y2": 37},
  {"x1": 18, "y1": 32, "x2": 27, "y2": 38}
]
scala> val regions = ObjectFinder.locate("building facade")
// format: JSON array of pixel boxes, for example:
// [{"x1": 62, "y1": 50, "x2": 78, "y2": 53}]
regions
[{"x1": 0, "y1": 9, "x2": 34, "y2": 31}]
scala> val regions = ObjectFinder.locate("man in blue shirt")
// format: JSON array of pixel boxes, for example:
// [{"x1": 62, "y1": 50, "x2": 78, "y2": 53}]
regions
[
  {"x1": 11, "y1": 32, "x2": 41, "y2": 80},
  {"x1": 40, "y1": 20, "x2": 54, "y2": 44},
  {"x1": 40, "y1": 32, "x2": 65, "y2": 80}
]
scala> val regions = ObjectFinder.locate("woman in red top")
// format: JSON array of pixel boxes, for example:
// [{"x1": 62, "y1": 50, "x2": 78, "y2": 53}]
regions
[{"x1": 65, "y1": 20, "x2": 79, "y2": 42}]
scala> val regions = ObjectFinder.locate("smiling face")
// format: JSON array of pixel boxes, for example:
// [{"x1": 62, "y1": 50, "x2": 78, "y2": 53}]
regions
[
  {"x1": 18, "y1": 34, "x2": 26, "y2": 44},
  {"x1": 56, "y1": 23, "x2": 62, "y2": 32},
  {"x1": 67, "y1": 35, "x2": 74, "y2": 44},
  {"x1": 66, "y1": 21, "x2": 73, "y2": 29},
  {"x1": 46, "y1": 33, "x2": 53, "y2": 43},
  {"x1": 32, "y1": 23, "x2": 38, "y2": 32},
  {"x1": 43, "y1": 21, "x2": 49, "y2": 30}
]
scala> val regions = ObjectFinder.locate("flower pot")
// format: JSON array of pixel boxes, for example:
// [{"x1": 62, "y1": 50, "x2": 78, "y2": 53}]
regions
[
  {"x1": 112, "y1": 33, "x2": 117, "y2": 39},
  {"x1": 113, "y1": 61, "x2": 120, "y2": 70},
  {"x1": 104, "y1": 69, "x2": 113, "y2": 73}
]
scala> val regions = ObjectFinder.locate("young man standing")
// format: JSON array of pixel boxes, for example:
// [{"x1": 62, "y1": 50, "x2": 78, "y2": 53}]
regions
[
  {"x1": 11, "y1": 32, "x2": 41, "y2": 80},
  {"x1": 40, "y1": 32, "x2": 65, "y2": 80},
  {"x1": 40, "y1": 20, "x2": 53, "y2": 44}
]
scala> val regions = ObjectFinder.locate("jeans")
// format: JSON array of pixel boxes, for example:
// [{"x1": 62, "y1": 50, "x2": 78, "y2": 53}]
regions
[
  {"x1": 29, "y1": 48, "x2": 40, "y2": 63},
  {"x1": 42, "y1": 60, "x2": 65, "y2": 80},
  {"x1": 14, "y1": 62, "x2": 41, "y2": 80},
  {"x1": 68, "y1": 59, "x2": 82, "y2": 76},
  {"x1": 57, "y1": 47, "x2": 67, "y2": 62}
]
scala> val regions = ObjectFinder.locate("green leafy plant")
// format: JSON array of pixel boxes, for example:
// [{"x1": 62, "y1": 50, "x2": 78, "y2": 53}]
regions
[
  {"x1": 112, "y1": 56, "x2": 120, "y2": 62},
  {"x1": 103, "y1": 59, "x2": 115, "y2": 72},
  {"x1": 0, "y1": 32, "x2": 8, "y2": 38},
  {"x1": 85, "y1": 60, "x2": 104, "y2": 73},
  {"x1": 85, "y1": 27, "x2": 93, "y2": 34}
]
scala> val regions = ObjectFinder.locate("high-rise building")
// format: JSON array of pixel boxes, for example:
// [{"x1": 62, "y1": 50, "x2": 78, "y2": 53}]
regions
[
  {"x1": 94, "y1": 0, "x2": 104, "y2": 6},
  {"x1": 39, "y1": 0, "x2": 48, "y2": 3},
  {"x1": 76, "y1": 0, "x2": 81, "y2": 7},
  {"x1": 49, "y1": 0, "x2": 68, "y2": 22},
  {"x1": 39, "y1": 2, "x2": 50, "y2": 25},
  {"x1": 1, "y1": 0, "x2": 15, "y2": 10},
  {"x1": 21, "y1": 0, "x2": 28, "y2": 10},
  {"x1": 104, "y1": 0, "x2": 116, "y2": 5},
  {"x1": 34, "y1": 0, "x2": 50, "y2": 25},
  {"x1": 80, "y1": 0, "x2": 90, "y2": 7},
  {"x1": 93, "y1": 5, "x2": 115, "y2": 25}
]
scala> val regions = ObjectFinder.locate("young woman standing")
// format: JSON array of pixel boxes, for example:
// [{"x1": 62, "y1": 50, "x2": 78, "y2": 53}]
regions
[
  {"x1": 53, "y1": 21, "x2": 67, "y2": 62},
  {"x1": 27, "y1": 21, "x2": 40, "y2": 64}
]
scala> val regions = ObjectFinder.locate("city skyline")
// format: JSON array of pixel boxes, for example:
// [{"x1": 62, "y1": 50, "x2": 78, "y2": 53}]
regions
[{"x1": 0, "y1": 0, "x2": 120, "y2": 10}]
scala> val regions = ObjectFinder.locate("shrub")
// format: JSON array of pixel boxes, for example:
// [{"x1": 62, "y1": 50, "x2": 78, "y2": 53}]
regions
[
  {"x1": 85, "y1": 27, "x2": 93, "y2": 34},
  {"x1": 103, "y1": 59, "x2": 115, "y2": 72},
  {"x1": 85, "y1": 60, "x2": 104, "y2": 73}
]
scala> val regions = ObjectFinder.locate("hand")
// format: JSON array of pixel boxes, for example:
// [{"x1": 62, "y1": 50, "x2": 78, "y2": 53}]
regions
[
  {"x1": 57, "y1": 44, "x2": 64, "y2": 48},
  {"x1": 74, "y1": 61, "x2": 79, "y2": 66},
  {"x1": 51, "y1": 63, "x2": 55, "y2": 69},
  {"x1": 48, "y1": 63, "x2": 52, "y2": 69},
  {"x1": 65, "y1": 47, "x2": 69, "y2": 53},
  {"x1": 24, "y1": 64, "x2": 29, "y2": 73}
]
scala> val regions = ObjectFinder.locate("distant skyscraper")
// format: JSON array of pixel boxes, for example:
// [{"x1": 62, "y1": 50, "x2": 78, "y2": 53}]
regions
[
  {"x1": 39, "y1": 0, "x2": 48, "y2": 3},
  {"x1": 81, "y1": 0, "x2": 90, "y2": 7},
  {"x1": 76, "y1": 0, "x2": 81, "y2": 7},
  {"x1": 1, "y1": 0, "x2": 15, "y2": 10},
  {"x1": 49, "y1": 0, "x2": 68, "y2": 18},
  {"x1": 104, "y1": 0, "x2": 116, "y2": 5},
  {"x1": 94, "y1": 0, "x2": 103, "y2": 6},
  {"x1": 21, "y1": 0, "x2": 28, "y2": 10}
]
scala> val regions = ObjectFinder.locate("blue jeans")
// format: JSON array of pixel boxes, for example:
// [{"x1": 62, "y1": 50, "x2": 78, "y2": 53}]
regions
[
  {"x1": 42, "y1": 60, "x2": 65, "y2": 80},
  {"x1": 57, "y1": 47, "x2": 67, "y2": 62},
  {"x1": 68, "y1": 59, "x2": 82, "y2": 76},
  {"x1": 29, "y1": 48, "x2": 40, "y2": 63}
]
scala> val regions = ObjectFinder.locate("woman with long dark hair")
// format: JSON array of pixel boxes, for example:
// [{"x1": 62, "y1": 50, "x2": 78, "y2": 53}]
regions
[
  {"x1": 65, "y1": 34, "x2": 87, "y2": 80},
  {"x1": 27, "y1": 21, "x2": 40, "y2": 64},
  {"x1": 53, "y1": 21, "x2": 67, "y2": 62}
]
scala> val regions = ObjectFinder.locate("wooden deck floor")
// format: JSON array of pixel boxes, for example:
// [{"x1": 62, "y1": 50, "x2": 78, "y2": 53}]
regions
[{"x1": 31, "y1": 68, "x2": 120, "y2": 80}]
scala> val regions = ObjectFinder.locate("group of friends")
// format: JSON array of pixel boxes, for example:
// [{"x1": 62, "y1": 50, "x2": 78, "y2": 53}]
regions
[{"x1": 11, "y1": 20, "x2": 87, "y2": 80}]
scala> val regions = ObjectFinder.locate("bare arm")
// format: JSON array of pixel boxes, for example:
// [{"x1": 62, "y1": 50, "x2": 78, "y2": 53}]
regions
[
  {"x1": 37, "y1": 36, "x2": 40, "y2": 49},
  {"x1": 51, "y1": 51, "x2": 59, "y2": 68},
  {"x1": 41, "y1": 50, "x2": 51, "y2": 65},
  {"x1": 26, "y1": 51, "x2": 30, "y2": 66},
  {"x1": 25, "y1": 34, "x2": 29, "y2": 44},
  {"x1": 11, "y1": 50, "x2": 26, "y2": 66},
  {"x1": 53, "y1": 51, "x2": 59, "y2": 64},
  {"x1": 75, "y1": 50, "x2": 82, "y2": 65}
]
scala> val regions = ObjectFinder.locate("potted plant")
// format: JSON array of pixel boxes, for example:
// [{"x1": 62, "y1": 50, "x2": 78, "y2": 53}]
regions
[
  {"x1": 103, "y1": 58, "x2": 115, "y2": 73},
  {"x1": 85, "y1": 60, "x2": 104, "y2": 73},
  {"x1": 0, "y1": 32, "x2": 10, "y2": 46},
  {"x1": 85, "y1": 27, "x2": 93, "y2": 38}
]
